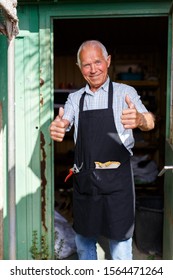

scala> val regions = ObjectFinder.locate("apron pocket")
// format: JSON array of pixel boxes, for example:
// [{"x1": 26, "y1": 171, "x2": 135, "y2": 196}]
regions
[
  {"x1": 74, "y1": 167, "x2": 128, "y2": 195},
  {"x1": 91, "y1": 168, "x2": 123, "y2": 194}
]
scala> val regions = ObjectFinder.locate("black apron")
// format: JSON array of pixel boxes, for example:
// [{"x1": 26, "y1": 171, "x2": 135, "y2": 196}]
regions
[{"x1": 73, "y1": 81, "x2": 135, "y2": 241}]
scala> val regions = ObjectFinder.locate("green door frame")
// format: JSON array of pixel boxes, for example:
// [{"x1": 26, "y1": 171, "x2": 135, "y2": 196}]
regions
[
  {"x1": 162, "y1": 3, "x2": 173, "y2": 259},
  {"x1": 39, "y1": 1, "x2": 173, "y2": 259}
]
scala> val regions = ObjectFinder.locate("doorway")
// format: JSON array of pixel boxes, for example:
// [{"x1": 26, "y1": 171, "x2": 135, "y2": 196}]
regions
[{"x1": 53, "y1": 17, "x2": 168, "y2": 258}]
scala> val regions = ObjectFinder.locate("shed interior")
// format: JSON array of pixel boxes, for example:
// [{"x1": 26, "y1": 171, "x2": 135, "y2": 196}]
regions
[{"x1": 53, "y1": 17, "x2": 167, "y2": 257}]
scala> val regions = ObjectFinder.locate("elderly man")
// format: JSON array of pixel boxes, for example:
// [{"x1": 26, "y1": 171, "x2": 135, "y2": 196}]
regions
[{"x1": 50, "y1": 40, "x2": 155, "y2": 260}]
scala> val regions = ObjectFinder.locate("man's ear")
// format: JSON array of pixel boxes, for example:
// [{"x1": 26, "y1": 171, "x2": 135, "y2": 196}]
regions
[{"x1": 107, "y1": 55, "x2": 111, "y2": 68}]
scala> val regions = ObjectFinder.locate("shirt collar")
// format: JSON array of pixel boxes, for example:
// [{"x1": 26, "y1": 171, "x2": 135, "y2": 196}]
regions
[{"x1": 85, "y1": 76, "x2": 110, "y2": 95}]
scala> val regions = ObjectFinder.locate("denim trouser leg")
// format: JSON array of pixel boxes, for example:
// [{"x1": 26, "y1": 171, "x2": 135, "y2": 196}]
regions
[
  {"x1": 75, "y1": 234, "x2": 98, "y2": 260},
  {"x1": 75, "y1": 234, "x2": 132, "y2": 260},
  {"x1": 109, "y1": 238, "x2": 133, "y2": 260}
]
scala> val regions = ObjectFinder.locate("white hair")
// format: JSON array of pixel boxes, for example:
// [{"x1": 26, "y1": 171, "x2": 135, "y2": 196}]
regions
[{"x1": 77, "y1": 40, "x2": 108, "y2": 68}]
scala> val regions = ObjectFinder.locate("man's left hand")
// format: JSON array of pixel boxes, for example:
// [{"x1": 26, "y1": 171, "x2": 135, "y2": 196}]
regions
[{"x1": 121, "y1": 95, "x2": 145, "y2": 129}]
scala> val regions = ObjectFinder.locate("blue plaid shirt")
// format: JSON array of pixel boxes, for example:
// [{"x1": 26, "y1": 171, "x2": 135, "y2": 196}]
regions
[{"x1": 63, "y1": 77, "x2": 148, "y2": 154}]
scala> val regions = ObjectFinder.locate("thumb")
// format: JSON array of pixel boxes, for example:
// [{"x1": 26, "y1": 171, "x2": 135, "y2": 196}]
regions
[
  {"x1": 55, "y1": 107, "x2": 64, "y2": 122},
  {"x1": 58, "y1": 106, "x2": 64, "y2": 119},
  {"x1": 125, "y1": 95, "x2": 135, "y2": 109}
]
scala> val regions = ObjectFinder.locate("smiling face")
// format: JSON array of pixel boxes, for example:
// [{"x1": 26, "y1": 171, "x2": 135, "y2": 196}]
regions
[{"x1": 78, "y1": 44, "x2": 111, "y2": 92}]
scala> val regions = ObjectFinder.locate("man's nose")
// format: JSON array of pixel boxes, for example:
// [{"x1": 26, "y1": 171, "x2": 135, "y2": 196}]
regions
[{"x1": 90, "y1": 63, "x2": 96, "y2": 72}]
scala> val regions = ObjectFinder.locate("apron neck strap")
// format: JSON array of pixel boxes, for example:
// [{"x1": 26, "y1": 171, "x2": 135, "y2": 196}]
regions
[
  {"x1": 79, "y1": 92, "x2": 86, "y2": 112},
  {"x1": 108, "y1": 80, "x2": 113, "y2": 109}
]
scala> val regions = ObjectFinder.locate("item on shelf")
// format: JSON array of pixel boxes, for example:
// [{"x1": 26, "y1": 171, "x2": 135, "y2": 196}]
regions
[
  {"x1": 117, "y1": 66, "x2": 143, "y2": 81},
  {"x1": 131, "y1": 155, "x2": 158, "y2": 184}
]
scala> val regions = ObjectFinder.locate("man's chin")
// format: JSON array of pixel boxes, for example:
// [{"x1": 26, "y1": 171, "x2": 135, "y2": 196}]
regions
[{"x1": 89, "y1": 81, "x2": 103, "y2": 89}]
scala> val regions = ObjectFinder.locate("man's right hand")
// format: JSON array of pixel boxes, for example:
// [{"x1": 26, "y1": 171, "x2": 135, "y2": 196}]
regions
[{"x1": 49, "y1": 107, "x2": 70, "y2": 142}]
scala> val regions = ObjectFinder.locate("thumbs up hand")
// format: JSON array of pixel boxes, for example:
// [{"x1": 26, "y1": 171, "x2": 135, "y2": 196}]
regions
[
  {"x1": 121, "y1": 95, "x2": 144, "y2": 129},
  {"x1": 49, "y1": 107, "x2": 70, "y2": 142}
]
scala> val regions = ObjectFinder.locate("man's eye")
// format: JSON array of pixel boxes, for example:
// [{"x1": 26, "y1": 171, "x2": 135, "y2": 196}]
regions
[
  {"x1": 95, "y1": 61, "x2": 101, "y2": 65},
  {"x1": 83, "y1": 64, "x2": 90, "y2": 68}
]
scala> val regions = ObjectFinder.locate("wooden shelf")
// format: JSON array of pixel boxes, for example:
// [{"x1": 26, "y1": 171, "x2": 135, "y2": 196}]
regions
[
  {"x1": 54, "y1": 89, "x2": 77, "y2": 93},
  {"x1": 116, "y1": 80, "x2": 159, "y2": 87}
]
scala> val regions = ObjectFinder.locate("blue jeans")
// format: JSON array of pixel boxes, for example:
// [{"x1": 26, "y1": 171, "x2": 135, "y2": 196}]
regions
[{"x1": 75, "y1": 234, "x2": 133, "y2": 260}]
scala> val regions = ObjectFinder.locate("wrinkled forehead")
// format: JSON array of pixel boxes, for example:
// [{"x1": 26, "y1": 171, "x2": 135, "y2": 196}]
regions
[{"x1": 80, "y1": 45, "x2": 104, "y2": 61}]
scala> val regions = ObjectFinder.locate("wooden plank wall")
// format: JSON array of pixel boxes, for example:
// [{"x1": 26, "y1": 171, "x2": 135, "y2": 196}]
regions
[{"x1": 54, "y1": 55, "x2": 85, "y2": 89}]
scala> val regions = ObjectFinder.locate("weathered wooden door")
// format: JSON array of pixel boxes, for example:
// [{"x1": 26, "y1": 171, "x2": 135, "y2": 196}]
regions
[{"x1": 4, "y1": 5, "x2": 54, "y2": 259}]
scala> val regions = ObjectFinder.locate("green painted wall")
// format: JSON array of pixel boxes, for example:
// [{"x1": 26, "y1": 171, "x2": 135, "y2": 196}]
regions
[{"x1": 0, "y1": 5, "x2": 54, "y2": 259}]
